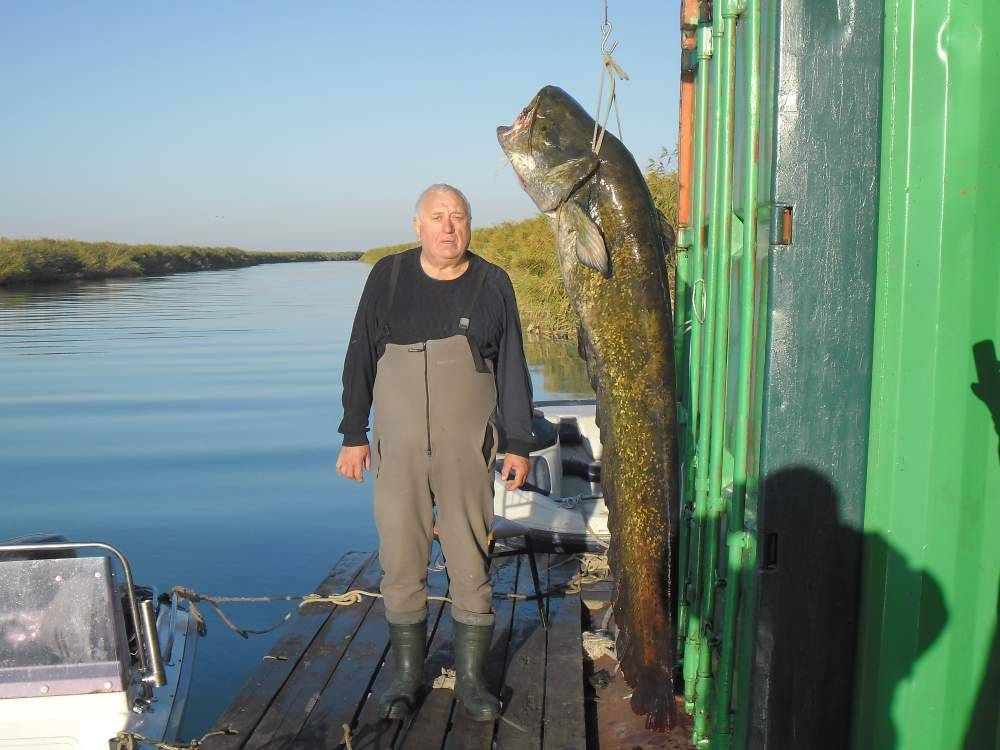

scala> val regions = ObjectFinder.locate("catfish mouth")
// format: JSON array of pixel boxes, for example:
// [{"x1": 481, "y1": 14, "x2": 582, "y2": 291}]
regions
[
  {"x1": 498, "y1": 96, "x2": 542, "y2": 192},
  {"x1": 496, "y1": 94, "x2": 540, "y2": 146}
]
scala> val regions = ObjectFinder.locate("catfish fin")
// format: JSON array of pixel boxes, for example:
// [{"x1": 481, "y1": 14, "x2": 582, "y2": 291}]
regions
[
  {"x1": 656, "y1": 209, "x2": 676, "y2": 254},
  {"x1": 576, "y1": 320, "x2": 591, "y2": 364},
  {"x1": 547, "y1": 153, "x2": 599, "y2": 198},
  {"x1": 561, "y1": 200, "x2": 610, "y2": 276},
  {"x1": 575, "y1": 321, "x2": 600, "y2": 394}
]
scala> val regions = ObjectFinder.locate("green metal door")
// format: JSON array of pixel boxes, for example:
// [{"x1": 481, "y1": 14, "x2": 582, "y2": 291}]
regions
[{"x1": 851, "y1": 1, "x2": 1000, "y2": 748}]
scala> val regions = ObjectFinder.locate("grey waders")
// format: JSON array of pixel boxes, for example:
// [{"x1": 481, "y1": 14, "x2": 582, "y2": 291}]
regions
[{"x1": 373, "y1": 253, "x2": 501, "y2": 719}]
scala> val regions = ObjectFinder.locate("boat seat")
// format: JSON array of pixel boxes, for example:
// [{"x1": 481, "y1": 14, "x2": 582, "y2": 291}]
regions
[
  {"x1": 497, "y1": 410, "x2": 559, "y2": 453},
  {"x1": 497, "y1": 411, "x2": 561, "y2": 496},
  {"x1": 433, "y1": 517, "x2": 548, "y2": 630}
]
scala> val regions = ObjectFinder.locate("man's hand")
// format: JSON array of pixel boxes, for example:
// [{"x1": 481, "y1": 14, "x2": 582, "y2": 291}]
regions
[
  {"x1": 337, "y1": 444, "x2": 371, "y2": 483},
  {"x1": 500, "y1": 453, "x2": 530, "y2": 491}
]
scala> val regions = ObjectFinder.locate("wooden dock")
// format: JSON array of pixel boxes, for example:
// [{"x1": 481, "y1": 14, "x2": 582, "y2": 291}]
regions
[{"x1": 201, "y1": 547, "x2": 589, "y2": 750}]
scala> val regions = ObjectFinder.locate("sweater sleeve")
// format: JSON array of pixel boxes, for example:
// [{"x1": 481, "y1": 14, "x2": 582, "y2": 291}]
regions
[
  {"x1": 495, "y1": 271, "x2": 535, "y2": 457},
  {"x1": 337, "y1": 258, "x2": 389, "y2": 446}
]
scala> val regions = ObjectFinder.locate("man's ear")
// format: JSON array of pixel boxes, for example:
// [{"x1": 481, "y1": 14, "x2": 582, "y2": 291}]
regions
[{"x1": 413, "y1": 217, "x2": 422, "y2": 243}]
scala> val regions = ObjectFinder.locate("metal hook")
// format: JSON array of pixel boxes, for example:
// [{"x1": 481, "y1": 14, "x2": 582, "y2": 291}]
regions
[{"x1": 601, "y1": 22, "x2": 616, "y2": 54}]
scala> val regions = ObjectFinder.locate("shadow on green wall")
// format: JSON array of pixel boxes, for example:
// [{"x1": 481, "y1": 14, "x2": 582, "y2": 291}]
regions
[
  {"x1": 963, "y1": 341, "x2": 1000, "y2": 748},
  {"x1": 971, "y1": 339, "x2": 1000, "y2": 465},
  {"x1": 962, "y1": 580, "x2": 999, "y2": 749},
  {"x1": 752, "y1": 468, "x2": 947, "y2": 749},
  {"x1": 865, "y1": 534, "x2": 949, "y2": 749}
]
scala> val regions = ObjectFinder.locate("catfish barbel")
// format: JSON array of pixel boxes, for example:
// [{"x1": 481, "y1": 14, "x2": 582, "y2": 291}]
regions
[{"x1": 498, "y1": 85, "x2": 678, "y2": 729}]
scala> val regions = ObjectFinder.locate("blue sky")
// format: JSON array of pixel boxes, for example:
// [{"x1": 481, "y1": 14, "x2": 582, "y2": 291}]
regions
[{"x1": 1, "y1": 1, "x2": 680, "y2": 251}]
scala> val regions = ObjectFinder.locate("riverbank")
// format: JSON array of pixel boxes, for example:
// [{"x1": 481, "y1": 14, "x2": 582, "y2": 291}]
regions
[{"x1": 0, "y1": 238, "x2": 361, "y2": 286}]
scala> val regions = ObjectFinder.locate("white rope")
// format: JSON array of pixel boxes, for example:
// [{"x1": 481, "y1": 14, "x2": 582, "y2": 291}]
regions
[
  {"x1": 502, "y1": 552, "x2": 611, "y2": 599},
  {"x1": 171, "y1": 553, "x2": 612, "y2": 636},
  {"x1": 582, "y1": 628, "x2": 617, "y2": 661},
  {"x1": 431, "y1": 667, "x2": 457, "y2": 690},
  {"x1": 114, "y1": 729, "x2": 236, "y2": 750},
  {"x1": 301, "y1": 590, "x2": 451, "y2": 607}
]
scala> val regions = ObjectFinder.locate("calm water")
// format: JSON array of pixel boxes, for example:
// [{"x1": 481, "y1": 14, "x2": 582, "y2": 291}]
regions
[{"x1": 0, "y1": 261, "x2": 590, "y2": 736}]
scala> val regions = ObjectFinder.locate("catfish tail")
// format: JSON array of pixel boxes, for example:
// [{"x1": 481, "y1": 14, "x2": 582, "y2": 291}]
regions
[
  {"x1": 629, "y1": 665, "x2": 678, "y2": 730},
  {"x1": 610, "y1": 563, "x2": 678, "y2": 731},
  {"x1": 604, "y1": 422, "x2": 678, "y2": 732}
]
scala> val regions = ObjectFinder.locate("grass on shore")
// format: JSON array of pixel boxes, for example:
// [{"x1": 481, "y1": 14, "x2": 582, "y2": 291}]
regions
[
  {"x1": 0, "y1": 238, "x2": 361, "y2": 286},
  {"x1": 362, "y1": 161, "x2": 678, "y2": 339}
]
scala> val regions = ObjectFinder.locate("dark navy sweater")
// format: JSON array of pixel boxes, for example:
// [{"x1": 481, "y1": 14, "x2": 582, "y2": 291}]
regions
[{"x1": 338, "y1": 248, "x2": 535, "y2": 457}]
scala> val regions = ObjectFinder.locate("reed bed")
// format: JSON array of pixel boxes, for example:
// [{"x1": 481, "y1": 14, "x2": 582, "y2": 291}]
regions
[{"x1": 0, "y1": 238, "x2": 360, "y2": 286}]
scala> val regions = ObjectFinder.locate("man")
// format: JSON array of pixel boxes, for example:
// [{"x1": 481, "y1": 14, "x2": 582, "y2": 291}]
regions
[{"x1": 336, "y1": 184, "x2": 533, "y2": 721}]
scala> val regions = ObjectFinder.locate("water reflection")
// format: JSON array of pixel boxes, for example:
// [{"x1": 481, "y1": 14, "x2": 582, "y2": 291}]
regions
[{"x1": 523, "y1": 338, "x2": 592, "y2": 398}]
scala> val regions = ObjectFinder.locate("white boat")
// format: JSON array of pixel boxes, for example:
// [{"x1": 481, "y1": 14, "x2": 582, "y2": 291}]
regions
[
  {"x1": 494, "y1": 399, "x2": 610, "y2": 551},
  {"x1": 0, "y1": 535, "x2": 199, "y2": 750}
]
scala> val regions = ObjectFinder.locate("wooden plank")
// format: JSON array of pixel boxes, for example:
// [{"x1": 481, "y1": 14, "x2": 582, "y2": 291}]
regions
[
  {"x1": 345, "y1": 550, "x2": 450, "y2": 750},
  {"x1": 542, "y1": 555, "x2": 586, "y2": 750},
  {"x1": 444, "y1": 555, "x2": 520, "y2": 749},
  {"x1": 202, "y1": 551, "x2": 374, "y2": 750},
  {"x1": 494, "y1": 554, "x2": 550, "y2": 750},
  {"x1": 290, "y1": 591, "x2": 390, "y2": 748},
  {"x1": 242, "y1": 555, "x2": 384, "y2": 749}
]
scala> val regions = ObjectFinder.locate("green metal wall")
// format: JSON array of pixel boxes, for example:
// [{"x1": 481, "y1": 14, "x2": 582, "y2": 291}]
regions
[
  {"x1": 851, "y1": 0, "x2": 1000, "y2": 747},
  {"x1": 673, "y1": 2, "x2": 770, "y2": 745},
  {"x1": 744, "y1": 0, "x2": 884, "y2": 747}
]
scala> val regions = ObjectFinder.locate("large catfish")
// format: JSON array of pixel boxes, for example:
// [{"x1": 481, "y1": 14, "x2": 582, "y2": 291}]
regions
[{"x1": 498, "y1": 85, "x2": 678, "y2": 728}]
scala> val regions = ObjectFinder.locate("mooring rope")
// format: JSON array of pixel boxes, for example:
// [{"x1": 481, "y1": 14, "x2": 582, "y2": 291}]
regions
[
  {"x1": 171, "y1": 553, "x2": 611, "y2": 638},
  {"x1": 300, "y1": 589, "x2": 451, "y2": 608},
  {"x1": 114, "y1": 728, "x2": 237, "y2": 750},
  {"x1": 169, "y1": 587, "x2": 310, "y2": 638}
]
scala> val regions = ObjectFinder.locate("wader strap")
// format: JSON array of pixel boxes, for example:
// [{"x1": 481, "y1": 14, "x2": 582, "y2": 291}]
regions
[
  {"x1": 380, "y1": 251, "x2": 404, "y2": 340},
  {"x1": 458, "y1": 260, "x2": 490, "y2": 374}
]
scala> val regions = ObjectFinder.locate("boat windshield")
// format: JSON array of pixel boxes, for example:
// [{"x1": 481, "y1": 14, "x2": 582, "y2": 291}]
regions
[{"x1": 0, "y1": 555, "x2": 128, "y2": 697}]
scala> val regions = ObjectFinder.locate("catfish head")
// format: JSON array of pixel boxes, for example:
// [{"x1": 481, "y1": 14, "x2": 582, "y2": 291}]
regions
[
  {"x1": 498, "y1": 86, "x2": 609, "y2": 276},
  {"x1": 497, "y1": 86, "x2": 599, "y2": 214}
]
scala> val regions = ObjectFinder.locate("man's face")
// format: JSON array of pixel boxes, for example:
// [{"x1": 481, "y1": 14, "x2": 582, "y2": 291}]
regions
[{"x1": 414, "y1": 190, "x2": 471, "y2": 263}]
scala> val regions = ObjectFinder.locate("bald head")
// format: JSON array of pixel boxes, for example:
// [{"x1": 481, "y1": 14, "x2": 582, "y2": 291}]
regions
[
  {"x1": 412, "y1": 183, "x2": 472, "y2": 267},
  {"x1": 414, "y1": 184, "x2": 472, "y2": 223}
]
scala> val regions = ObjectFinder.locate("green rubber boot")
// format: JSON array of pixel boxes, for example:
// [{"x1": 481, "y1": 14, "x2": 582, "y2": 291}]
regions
[
  {"x1": 379, "y1": 620, "x2": 427, "y2": 720},
  {"x1": 453, "y1": 621, "x2": 501, "y2": 721}
]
